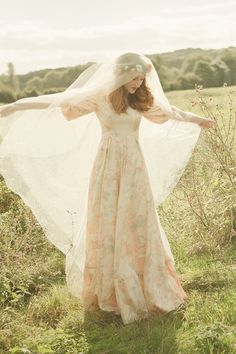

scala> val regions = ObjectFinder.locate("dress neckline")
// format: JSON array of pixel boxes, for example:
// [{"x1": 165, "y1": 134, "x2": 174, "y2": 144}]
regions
[{"x1": 103, "y1": 94, "x2": 138, "y2": 115}]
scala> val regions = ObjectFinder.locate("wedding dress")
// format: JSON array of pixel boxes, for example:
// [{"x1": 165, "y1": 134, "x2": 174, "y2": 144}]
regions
[
  {"x1": 64, "y1": 93, "x2": 206, "y2": 324},
  {"x1": 0, "y1": 52, "x2": 207, "y2": 324}
]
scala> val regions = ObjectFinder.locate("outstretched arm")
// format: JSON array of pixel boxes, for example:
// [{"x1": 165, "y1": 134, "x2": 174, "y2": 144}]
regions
[
  {"x1": 142, "y1": 103, "x2": 215, "y2": 128},
  {"x1": 0, "y1": 92, "x2": 100, "y2": 121},
  {"x1": 60, "y1": 95, "x2": 99, "y2": 121},
  {"x1": 170, "y1": 105, "x2": 215, "y2": 128},
  {"x1": 0, "y1": 93, "x2": 59, "y2": 118}
]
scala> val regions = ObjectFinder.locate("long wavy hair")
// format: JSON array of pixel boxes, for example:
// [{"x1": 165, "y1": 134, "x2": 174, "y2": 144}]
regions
[{"x1": 108, "y1": 76, "x2": 154, "y2": 115}]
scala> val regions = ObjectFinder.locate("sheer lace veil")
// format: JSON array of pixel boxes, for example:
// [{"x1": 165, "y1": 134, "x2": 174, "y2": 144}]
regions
[{"x1": 0, "y1": 52, "x2": 201, "y2": 297}]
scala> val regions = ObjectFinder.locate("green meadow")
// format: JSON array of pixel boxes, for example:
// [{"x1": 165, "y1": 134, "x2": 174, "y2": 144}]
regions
[{"x1": 0, "y1": 85, "x2": 235, "y2": 354}]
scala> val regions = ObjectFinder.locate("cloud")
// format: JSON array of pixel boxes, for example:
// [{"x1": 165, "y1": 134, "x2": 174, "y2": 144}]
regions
[{"x1": 0, "y1": 8, "x2": 235, "y2": 74}]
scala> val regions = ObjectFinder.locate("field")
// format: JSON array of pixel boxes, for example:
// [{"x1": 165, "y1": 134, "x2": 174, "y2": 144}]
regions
[{"x1": 0, "y1": 85, "x2": 236, "y2": 354}]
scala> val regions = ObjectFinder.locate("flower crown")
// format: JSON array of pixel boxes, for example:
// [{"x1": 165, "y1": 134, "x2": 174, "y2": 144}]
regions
[
  {"x1": 124, "y1": 64, "x2": 143, "y2": 72},
  {"x1": 116, "y1": 62, "x2": 152, "y2": 75}
]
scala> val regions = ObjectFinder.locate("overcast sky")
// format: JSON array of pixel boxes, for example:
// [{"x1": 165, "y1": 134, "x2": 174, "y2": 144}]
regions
[{"x1": 0, "y1": 0, "x2": 235, "y2": 74}]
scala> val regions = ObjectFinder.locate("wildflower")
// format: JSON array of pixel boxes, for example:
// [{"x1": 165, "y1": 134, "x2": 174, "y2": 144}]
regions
[{"x1": 136, "y1": 64, "x2": 143, "y2": 72}]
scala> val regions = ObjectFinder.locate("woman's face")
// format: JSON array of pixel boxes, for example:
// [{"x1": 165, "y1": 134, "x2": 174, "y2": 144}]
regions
[{"x1": 124, "y1": 74, "x2": 145, "y2": 94}]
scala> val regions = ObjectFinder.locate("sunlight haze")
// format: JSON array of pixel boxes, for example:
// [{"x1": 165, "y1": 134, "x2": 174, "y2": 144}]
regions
[{"x1": 0, "y1": 0, "x2": 235, "y2": 74}]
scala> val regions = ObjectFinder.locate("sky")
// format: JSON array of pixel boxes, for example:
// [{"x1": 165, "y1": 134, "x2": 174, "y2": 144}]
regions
[{"x1": 0, "y1": 0, "x2": 235, "y2": 74}]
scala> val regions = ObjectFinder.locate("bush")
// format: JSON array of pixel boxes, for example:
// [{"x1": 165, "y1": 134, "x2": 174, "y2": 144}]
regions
[{"x1": 0, "y1": 88, "x2": 16, "y2": 103}]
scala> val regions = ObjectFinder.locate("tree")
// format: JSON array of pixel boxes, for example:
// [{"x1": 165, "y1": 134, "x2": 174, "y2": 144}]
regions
[
  {"x1": 193, "y1": 60, "x2": 215, "y2": 88},
  {"x1": 177, "y1": 73, "x2": 202, "y2": 90},
  {"x1": 42, "y1": 70, "x2": 64, "y2": 89},
  {"x1": 26, "y1": 76, "x2": 44, "y2": 92},
  {"x1": 0, "y1": 88, "x2": 16, "y2": 103},
  {"x1": 181, "y1": 55, "x2": 211, "y2": 75},
  {"x1": 210, "y1": 59, "x2": 231, "y2": 86},
  {"x1": 6, "y1": 62, "x2": 19, "y2": 91},
  {"x1": 220, "y1": 49, "x2": 236, "y2": 85}
]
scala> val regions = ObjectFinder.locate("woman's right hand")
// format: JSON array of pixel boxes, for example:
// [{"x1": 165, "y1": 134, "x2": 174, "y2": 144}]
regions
[
  {"x1": 0, "y1": 104, "x2": 16, "y2": 118},
  {"x1": 60, "y1": 103, "x2": 80, "y2": 121}
]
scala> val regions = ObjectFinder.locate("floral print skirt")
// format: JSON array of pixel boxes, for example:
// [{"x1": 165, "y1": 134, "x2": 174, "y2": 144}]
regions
[{"x1": 82, "y1": 131, "x2": 187, "y2": 325}]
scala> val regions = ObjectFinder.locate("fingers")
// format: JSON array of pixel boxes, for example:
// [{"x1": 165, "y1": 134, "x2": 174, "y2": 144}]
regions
[
  {"x1": 61, "y1": 104, "x2": 72, "y2": 118},
  {"x1": 199, "y1": 118, "x2": 216, "y2": 129},
  {"x1": 61, "y1": 104, "x2": 79, "y2": 120}
]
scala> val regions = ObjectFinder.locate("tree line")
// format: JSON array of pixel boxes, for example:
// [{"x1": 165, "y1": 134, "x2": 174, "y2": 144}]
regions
[{"x1": 0, "y1": 46, "x2": 235, "y2": 103}]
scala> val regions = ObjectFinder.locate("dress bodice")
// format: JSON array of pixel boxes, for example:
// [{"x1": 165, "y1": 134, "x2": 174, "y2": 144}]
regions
[{"x1": 96, "y1": 95, "x2": 142, "y2": 137}]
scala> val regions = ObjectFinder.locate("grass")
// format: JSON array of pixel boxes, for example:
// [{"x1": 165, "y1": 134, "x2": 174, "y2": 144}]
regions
[{"x1": 0, "y1": 85, "x2": 236, "y2": 353}]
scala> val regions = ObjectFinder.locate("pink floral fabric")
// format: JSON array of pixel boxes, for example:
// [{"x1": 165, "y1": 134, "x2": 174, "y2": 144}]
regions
[{"x1": 80, "y1": 95, "x2": 187, "y2": 325}]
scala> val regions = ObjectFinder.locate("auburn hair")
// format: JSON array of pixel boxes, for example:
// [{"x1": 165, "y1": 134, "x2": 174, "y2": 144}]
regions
[{"x1": 108, "y1": 77, "x2": 154, "y2": 115}]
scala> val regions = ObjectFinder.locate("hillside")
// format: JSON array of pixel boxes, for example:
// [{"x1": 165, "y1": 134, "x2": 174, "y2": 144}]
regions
[{"x1": 0, "y1": 84, "x2": 235, "y2": 353}]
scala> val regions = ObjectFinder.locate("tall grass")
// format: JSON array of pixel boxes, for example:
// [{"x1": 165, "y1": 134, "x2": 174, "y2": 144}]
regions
[{"x1": 0, "y1": 85, "x2": 235, "y2": 354}]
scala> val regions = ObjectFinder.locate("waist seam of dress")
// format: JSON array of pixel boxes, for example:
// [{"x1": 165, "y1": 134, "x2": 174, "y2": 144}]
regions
[{"x1": 101, "y1": 129, "x2": 139, "y2": 140}]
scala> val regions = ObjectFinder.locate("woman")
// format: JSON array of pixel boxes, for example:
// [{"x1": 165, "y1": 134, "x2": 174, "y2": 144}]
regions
[{"x1": 0, "y1": 52, "x2": 215, "y2": 325}]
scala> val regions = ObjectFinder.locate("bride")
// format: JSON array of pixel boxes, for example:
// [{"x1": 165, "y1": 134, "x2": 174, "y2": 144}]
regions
[{"x1": 0, "y1": 52, "x2": 215, "y2": 324}]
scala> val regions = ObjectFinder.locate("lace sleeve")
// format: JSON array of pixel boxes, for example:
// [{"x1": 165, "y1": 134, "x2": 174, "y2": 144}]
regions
[
  {"x1": 170, "y1": 105, "x2": 209, "y2": 124},
  {"x1": 60, "y1": 94, "x2": 99, "y2": 121},
  {"x1": 0, "y1": 93, "x2": 100, "y2": 121},
  {"x1": 0, "y1": 93, "x2": 59, "y2": 118},
  {"x1": 142, "y1": 103, "x2": 208, "y2": 124},
  {"x1": 142, "y1": 104, "x2": 171, "y2": 124}
]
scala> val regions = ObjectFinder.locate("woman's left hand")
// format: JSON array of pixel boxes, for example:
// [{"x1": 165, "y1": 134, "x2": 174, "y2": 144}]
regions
[{"x1": 198, "y1": 118, "x2": 216, "y2": 129}]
